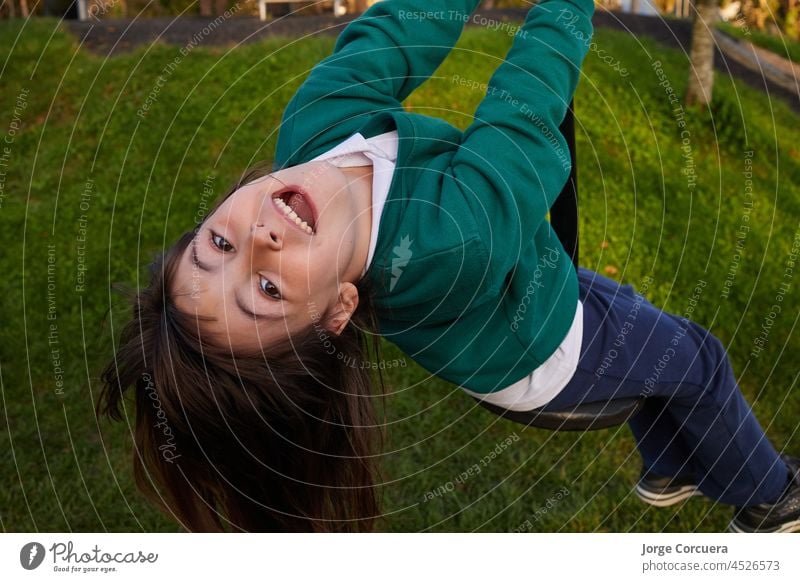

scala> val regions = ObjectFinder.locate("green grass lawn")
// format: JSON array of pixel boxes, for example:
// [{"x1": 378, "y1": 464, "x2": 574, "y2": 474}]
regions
[
  {"x1": 718, "y1": 21, "x2": 800, "y2": 64},
  {"x1": 1, "y1": 17, "x2": 799, "y2": 533}
]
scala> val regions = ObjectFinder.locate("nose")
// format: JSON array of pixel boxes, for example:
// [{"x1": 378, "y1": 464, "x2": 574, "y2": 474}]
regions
[{"x1": 251, "y1": 222, "x2": 282, "y2": 250}]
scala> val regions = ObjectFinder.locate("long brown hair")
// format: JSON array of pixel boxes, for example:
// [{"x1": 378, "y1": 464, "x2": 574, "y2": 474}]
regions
[{"x1": 96, "y1": 163, "x2": 387, "y2": 532}]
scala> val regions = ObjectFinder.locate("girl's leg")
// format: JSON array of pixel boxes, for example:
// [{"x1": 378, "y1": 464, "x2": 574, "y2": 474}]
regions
[
  {"x1": 544, "y1": 267, "x2": 788, "y2": 506},
  {"x1": 570, "y1": 268, "x2": 698, "y2": 478},
  {"x1": 627, "y1": 395, "x2": 697, "y2": 479}
]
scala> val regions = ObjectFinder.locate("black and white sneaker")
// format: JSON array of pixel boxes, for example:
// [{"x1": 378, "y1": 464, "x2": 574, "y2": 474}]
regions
[
  {"x1": 635, "y1": 467, "x2": 704, "y2": 507},
  {"x1": 729, "y1": 454, "x2": 800, "y2": 533}
]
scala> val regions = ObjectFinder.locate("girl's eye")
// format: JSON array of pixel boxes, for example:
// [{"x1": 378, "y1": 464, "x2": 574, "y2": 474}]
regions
[
  {"x1": 260, "y1": 276, "x2": 281, "y2": 300},
  {"x1": 211, "y1": 232, "x2": 234, "y2": 252},
  {"x1": 208, "y1": 230, "x2": 281, "y2": 301}
]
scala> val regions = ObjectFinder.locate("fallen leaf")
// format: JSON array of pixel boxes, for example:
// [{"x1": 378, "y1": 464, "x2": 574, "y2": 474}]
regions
[
  {"x1": 604, "y1": 265, "x2": 619, "y2": 276},
  {"x1": 600, "y1": 240, "x2": 610, "y2": 249}
]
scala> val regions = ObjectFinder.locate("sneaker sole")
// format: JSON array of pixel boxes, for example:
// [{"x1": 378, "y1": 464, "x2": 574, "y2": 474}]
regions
[
  {"x1": 728, "y1": 518, "x2": 800, "y2": 533},
  {"x1": 636, "y1": 484, "x2": 705, "y2": 507}
]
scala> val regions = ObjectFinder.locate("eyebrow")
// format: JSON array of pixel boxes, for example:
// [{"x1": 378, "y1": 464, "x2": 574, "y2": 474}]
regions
[
  {"x1": 191, "y1": 240, "x2": 213, "y2": 272},
  {"x1": 190, "y1": 238, "x2": 280, "y2": 322},
  {"x1": 235, "y1": 294, "x2": 279, "y2": 322}
]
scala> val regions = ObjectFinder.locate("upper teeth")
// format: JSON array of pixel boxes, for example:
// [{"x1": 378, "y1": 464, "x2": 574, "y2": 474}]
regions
[{"x1": 273, "y1": 196, "x2": 313, "y2": 234}]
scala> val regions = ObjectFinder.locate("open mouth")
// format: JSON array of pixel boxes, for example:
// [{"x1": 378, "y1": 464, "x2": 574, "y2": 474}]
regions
[{"x1": 271, "y1": 186, "x2": 317, "y2": 235}]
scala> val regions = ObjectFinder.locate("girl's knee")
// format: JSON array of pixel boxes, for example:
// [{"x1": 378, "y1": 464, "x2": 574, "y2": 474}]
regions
[
  {"x1": 696, "y1": 327, "x2": 728, "y2": 365},
  {"x1": 692, "y1": 332, "x2": 736, "y2": 396}
]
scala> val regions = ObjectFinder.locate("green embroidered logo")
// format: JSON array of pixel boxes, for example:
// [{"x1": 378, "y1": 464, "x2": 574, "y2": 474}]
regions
[{"x1": 390, "y1": 234, "x2": 414, "y2": 291}]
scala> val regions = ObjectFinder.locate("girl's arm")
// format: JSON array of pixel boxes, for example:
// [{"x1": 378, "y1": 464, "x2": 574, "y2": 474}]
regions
[
  {"x1": 448, "y1": 0, "x2": 595, "y2": 285},
  {"x1": 275, "y1": 0, "x2": 483, "y2": 168}
]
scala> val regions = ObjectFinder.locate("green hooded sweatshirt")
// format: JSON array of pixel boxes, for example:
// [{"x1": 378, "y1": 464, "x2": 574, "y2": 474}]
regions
[{"x1": 274, "y1": 0, "x2": 595, "y2": 393}]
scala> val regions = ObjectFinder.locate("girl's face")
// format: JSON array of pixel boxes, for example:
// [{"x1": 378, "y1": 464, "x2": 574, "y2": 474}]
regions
[{"x1": 171, "y1": 160, "x2": 372, "y2": 350}]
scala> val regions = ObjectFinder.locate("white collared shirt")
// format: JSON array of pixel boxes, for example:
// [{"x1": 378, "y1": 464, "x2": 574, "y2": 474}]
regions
[{"x1": 310, "y1": 130, "x2": 398, "y2": 278}]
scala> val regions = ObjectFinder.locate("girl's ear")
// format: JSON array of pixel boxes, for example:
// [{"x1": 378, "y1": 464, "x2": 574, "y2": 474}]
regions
[{"x1": 324, "y1": 282, "x2": 360, "y2": 336}]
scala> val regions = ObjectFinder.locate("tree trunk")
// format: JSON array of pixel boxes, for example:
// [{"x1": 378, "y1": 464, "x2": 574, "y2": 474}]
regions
[
  {"x1": 756, "y1": 0, "x2": 769, "y2": 28},
  {"x1": 199, "y1": 0, "x2": 213, "y2": 17},
  {"x1": 685, "y1": 0, "x2": 719, "y2": 107},
  {"x1": 20, "y1": 0, "x2": 30, "y2": 17}
]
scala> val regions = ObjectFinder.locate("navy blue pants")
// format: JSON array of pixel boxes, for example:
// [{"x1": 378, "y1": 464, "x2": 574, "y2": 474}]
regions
[{"x1": 544, "y1": 267, "x2": 788, "y2": 506}]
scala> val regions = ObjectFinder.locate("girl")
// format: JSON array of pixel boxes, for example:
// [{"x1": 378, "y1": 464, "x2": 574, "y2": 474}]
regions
[{"x1": 98, "y1": 0, "x2": 799, "y2": 532}]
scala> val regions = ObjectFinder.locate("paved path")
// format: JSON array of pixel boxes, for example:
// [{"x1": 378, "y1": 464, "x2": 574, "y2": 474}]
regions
[
  {"x1": 592, "y1": 10, "x2": 799, "y2": 113},
  {"x1": 713, "y1": 28, "x2": 799, "y2": 96},
  {"x1": 64, "y1": 9, "x2": 799, "y2": 113}
]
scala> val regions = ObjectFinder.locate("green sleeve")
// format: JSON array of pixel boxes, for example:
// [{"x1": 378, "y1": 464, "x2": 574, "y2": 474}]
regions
[
  {"x1": 275, "y1": 0, "x2": 483, "y2": 167},
  {"x1": 447, "y1": 0, "x2": 595, "y2": 287}
]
